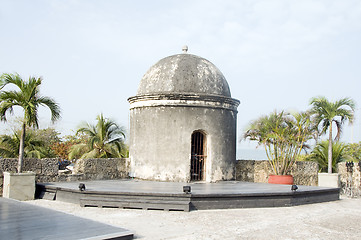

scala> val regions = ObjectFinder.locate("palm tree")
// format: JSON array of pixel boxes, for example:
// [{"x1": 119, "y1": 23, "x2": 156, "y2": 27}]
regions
[
  {"x1": 309, "y1": 96, "x2": 355, "y2": 173},
  {"x1": 0, "y1": 73, "x2": 61, "y2": 172},
  {"x1": 68, "y1": 114, "x2": 126, "y2": 160},
  {"x1": 244, "y1": 111, "x2": 313, "y2": 175},
  {"x1": 309, "y1": 141, "x2": 349, "y2": 172},
  {"x1": 0, "y1": 131, "x2": 47, "y2": 159}
]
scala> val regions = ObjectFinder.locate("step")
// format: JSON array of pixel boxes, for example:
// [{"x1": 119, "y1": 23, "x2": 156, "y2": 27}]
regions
[{"x1": 80, "y1": 196, "x2": 190, "y2": 212}]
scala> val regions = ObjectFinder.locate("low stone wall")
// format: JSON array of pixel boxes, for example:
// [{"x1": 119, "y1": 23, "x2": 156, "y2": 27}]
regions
[
  {"x1": 0, "y1": 158, "x2": 59, "y2": 196},
  {"x1": 0, "y1": 158, "x2": 130, "y2": 196},
  {"x1": 337, "y1": 162, "x2": 361, "y2": 197},
  {"x1": 236, "y1": 160, "x2": 319, "y2": 186},
  {"x1": 72, "y1": 158, "x2": 130, "y2": 180}
]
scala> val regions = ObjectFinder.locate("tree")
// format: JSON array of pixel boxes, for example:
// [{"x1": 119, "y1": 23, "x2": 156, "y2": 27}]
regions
[
  {"x1": 68, "y1": 114, "x2": 126, "y2": 160},
  {"x1": 0, "y1": 125, "x2": 62, "y2": 158},
  {"x1": 309, "y1": 96, "x2": 355, "y2": 174},
  {"x1": 51, "y1": 133, "x2": 88, "y2": 161},
  {"x1": 343, "y1": 142, "x2": 361, "y2": 162},
  {"x1": 0, "y1": 73, "x2": 61, "y2": 172},
  {"x1": 0, "y1": 131, "x2": 47, "y2": 158},
  {"x1": 244, "y1": 111, "x2": 314, "y2": 175},
  {"x1": 28, "y1": 127, "x2": 61, "y2": 158},
  {"x1": 309, "y1": 141, "x2": 349, "y2": 172}
]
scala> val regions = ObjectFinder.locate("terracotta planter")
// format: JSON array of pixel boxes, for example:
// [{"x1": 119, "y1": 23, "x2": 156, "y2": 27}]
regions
[{"x1": 268, "y1": 175, "x2": 294, "y2": 185}]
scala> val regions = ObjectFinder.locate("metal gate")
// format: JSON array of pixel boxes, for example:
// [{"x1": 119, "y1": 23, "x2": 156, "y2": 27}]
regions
[{"x1": 190, "y1": 131, "x2": 206, "y2": 181}]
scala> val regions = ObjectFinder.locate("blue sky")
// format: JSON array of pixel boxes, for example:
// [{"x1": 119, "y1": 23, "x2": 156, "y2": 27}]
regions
[{"x1": 1, "y1": 0, "x2": 361, "y2": 151}]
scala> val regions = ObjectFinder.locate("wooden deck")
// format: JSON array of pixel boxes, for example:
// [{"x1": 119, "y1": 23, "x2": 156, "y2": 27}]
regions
[
  {"x1": 0, "y1": 197, "x2": 133, "y2": 240},
  {"x1": 37, "y1": 180, "x2": 340, "y2": 211}
]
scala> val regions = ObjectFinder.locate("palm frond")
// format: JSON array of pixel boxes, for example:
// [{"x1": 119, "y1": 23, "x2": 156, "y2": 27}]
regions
[
  {"x1": 81, "y1": 149, "x2": 100, "y2": 159},
  {"x1": 69, "y1": 114, "x2": 127, "y2": 160},
  {"x1": 309, "y1": 141, "x2": 347, "y2": 172},
  {"x1": 68, "y1": 143, "x2": 89, "y2": 160},
  {"x1": 37, "y1": 96, "x2": 61, "y2": 122}
]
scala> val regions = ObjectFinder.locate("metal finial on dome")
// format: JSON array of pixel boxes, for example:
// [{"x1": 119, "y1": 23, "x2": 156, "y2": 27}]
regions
[{"x1": 182, "y1": 45, "x2": 188, "y2": 53}]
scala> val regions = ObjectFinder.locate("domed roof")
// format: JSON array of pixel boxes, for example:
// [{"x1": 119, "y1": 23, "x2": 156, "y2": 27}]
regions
[{"x1": 137, "y1": 52, "x2": 231, "y2": 97}]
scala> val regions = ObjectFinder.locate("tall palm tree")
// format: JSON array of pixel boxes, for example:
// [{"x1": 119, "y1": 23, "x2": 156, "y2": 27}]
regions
[
  {"x1": 0, "y1": 73, "x2": 61, "y2": 172},
  {"x1": 309, "y1": 96, "x2": 355, "y2": 173},
  {"x1": 68, "y1": 114, "x2": 126, "y2": 160}
]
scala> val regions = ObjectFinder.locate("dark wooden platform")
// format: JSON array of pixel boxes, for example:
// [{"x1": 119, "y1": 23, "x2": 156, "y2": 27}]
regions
[
  {"x1": 0, "y1": 197, "x2": 133, "y2": 240},
  {"x1": 36, "y1": 180, "x2": 340, "y2": 211}
]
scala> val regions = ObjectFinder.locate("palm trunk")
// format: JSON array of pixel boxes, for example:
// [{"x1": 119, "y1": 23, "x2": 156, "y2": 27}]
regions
[
  {"x1": 18, "y1": 123, "x2": 26, "y2": 173},
  {"x1": 328, "y1": 123, "x2": 333, "y2": 174}
]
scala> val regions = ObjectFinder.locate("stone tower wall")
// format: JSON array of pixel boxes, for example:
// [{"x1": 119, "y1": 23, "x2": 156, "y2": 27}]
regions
[{"x1": 129, "y1": 98, "x2": 238, "y2": 182}]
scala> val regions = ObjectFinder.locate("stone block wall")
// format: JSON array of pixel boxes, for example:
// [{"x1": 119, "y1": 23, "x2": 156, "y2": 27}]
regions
[
  {"x1": 1, "y1": 158, "x2": 130, "y2": 196},
  {"x1": 0, "y1": 158, "x2": 59, "y2": 196},
  {"x1": 73, "y1": 158, "x2": 130, "y2": 180},
  {"x1": 291, "y1": 161, "x2": 319, "y2": 186},
  {"x1": 337, "y1": 162, "x2": 361, "y2": 197},
  {"x1": 236, "y1": 160, "x2": 319, "y2": 186}
]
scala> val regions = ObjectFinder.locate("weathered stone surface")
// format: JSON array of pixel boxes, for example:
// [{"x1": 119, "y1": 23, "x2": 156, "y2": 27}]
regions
[
  {"x1": 235, "y1": 160, "x2": 255, "y2": 182},
  {"x1": 254, "y1": 161, "x2": 270, "y2": 183},
  {"x1": 128, "y1": 52, "x2": 240, "y2": 182},
  {"x1": 137, "y1": 53, "x2": 231, "y2": 97},
  {"x1": 73, "y1": 158, "x2": 129, "y2": 180},
  {"x1": 236, "y1": 160, "x2": 318, "y2": 186},
  {"x1": 2, "y1": 171, "x2": 36, "y2": 201},
  {"x1": 0, "y1": 158, "x2": 18, "y2": 174},
  {"x1": 291, "y1": 161, "x2": 319, "y2": 186},
  {"x1": 337, "y1": 162, "x2": 361, "y2": 197}
]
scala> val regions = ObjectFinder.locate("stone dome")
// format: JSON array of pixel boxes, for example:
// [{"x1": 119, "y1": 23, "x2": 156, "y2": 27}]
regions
[{"x1": 137, "y1": 53, "x2": 231, "y2": 97}]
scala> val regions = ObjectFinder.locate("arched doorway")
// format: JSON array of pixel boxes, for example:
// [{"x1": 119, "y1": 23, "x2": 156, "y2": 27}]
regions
[{"x1": 190, "y1": 131, "x2": 207, "y2": 181}]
